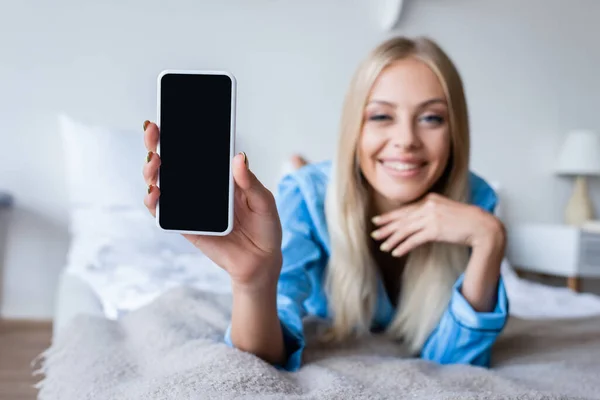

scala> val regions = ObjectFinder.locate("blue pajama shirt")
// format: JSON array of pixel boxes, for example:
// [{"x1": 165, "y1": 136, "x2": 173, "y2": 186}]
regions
[{"x1": 225, "y1": 160, "x2": 508, "y2": 372}]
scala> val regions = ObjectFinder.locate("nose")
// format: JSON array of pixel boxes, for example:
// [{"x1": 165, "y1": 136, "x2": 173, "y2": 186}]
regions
[{"x1": 391, "y1": 118, "x2": 419, "y2": 150}]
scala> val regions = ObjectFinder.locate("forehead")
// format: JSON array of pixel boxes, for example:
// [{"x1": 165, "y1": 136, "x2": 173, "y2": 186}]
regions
[{"x1": 368, "y1": 57, "x2": 446, "y2": 105}]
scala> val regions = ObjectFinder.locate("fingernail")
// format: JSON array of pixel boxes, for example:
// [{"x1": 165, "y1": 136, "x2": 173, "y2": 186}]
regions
[
  {"x1": 146, "y1": 151, "x2": 153, "y2": 163},
  {"x1": 380, "y1": 243, "x2": 389, "y2": 252},
  {"x1": 371, "y1": 231, "x2": 380, "y2": 239},
  {"x1": 372, "y1": 216, "x2": 381, "y2": 224},
  {"x1": 240, "y1": 152, "x2": 248, "y2": 168},
  {"x1": 143, "y1": 120, "x2": 150, "y2": 131},
  {"x1": 147, "y1": 185, "x2": 153, "y2": 194},
  {"x1": 391, "y1": 250, "x2": 401, "y2": 257}
]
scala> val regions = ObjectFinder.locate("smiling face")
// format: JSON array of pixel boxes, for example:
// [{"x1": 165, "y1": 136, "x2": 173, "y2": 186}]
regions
[{"x1": 358, "y1": 57, "x2": 452, "y2": 213}]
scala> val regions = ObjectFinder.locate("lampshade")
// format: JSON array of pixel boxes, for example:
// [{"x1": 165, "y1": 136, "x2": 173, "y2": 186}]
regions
[
  {"x1": 555, "y1": 130, "x2": 600, "y2": 176},
  {"x1": 380, "y1": 0, "x2": 404, "y2": 30}
]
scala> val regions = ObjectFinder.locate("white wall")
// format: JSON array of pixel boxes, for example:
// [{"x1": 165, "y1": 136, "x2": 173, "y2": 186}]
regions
[{"x1": 1, "y1": 0, "x2": 599, "y2": 319}]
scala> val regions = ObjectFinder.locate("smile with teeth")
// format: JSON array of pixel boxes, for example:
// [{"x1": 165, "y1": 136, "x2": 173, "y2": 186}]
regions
[{"x1": 380, "y1": 161, "x2": 425, "y2": 171}]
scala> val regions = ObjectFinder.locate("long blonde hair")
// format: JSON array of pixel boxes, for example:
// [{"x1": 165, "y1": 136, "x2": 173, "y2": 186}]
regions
[{"x1": 324, "y1": 36, "x2": 471, "y2": 353}]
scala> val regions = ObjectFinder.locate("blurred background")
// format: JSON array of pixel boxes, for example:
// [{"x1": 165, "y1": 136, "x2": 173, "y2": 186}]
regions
[{"x1": 1, "y1": 0, "x2": 600, "y2": 398}]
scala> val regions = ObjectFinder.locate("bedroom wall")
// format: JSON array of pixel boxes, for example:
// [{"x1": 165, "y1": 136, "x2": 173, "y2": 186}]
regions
[{"x1": 1, "y1": 0, "x2": 599, "y2": 319}]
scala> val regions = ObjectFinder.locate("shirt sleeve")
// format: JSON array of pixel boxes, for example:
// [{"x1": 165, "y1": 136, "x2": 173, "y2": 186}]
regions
[
  {"x1": 420, "y1": 273, "x2": 509, "y2": 367},
  {"x1": 224, "y1": 173, "x2": 323, "y2": 372}
]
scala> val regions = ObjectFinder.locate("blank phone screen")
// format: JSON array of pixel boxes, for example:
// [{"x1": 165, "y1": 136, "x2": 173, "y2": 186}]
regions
[{"x1": 157, "y1": 72, "x2": 233, "y2": 233}]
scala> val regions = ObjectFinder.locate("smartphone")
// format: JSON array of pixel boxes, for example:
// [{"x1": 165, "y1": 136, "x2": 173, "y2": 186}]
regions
[{"x1": 155, "y1": 70, "x2": 236, "y2": 236}]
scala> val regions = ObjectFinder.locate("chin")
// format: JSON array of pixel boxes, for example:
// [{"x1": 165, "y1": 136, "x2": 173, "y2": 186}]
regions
[{"x1": 377, "y1": 186, "x2": 428, "y2": 206}]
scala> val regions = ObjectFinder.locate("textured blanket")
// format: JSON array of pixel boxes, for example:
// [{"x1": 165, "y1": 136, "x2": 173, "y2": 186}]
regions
[{"x1": 36, "y1": 287, "x2": 600, "y2": 399}]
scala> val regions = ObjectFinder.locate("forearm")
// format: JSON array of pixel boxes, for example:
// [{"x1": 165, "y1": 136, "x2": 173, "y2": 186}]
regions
[
  {"x1": 229, "y1": 281, "x2": 286, "y2": 366},
  {"x1": 462, "y1": 218, "x2": 506, "y2": 312}
]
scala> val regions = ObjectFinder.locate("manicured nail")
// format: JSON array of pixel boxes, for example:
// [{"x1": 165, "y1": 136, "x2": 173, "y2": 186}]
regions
[
  {"x1": 146, "y1": 151, "x2": 153, "y2": 163},
  {"x1": 147, "y1": 185, "x2": 153, "y2": 194},
  {"x1": 143, "y1": 120, "x2": 150, "y2": 131}
]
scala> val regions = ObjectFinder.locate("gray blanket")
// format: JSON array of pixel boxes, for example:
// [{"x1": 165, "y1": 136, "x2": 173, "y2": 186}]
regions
[{"x1": 36, "y1": 287, "x2": 600, "y2": 399}]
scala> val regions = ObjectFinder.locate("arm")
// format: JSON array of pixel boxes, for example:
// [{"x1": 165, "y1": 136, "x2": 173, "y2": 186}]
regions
[
  {"x1": 141, "y1": 125, "x2": 299, "y2": 368},
  {"x1": 228, "y1": 273, "x2": 287, "y2": 367},
  {"x1": 462, "y1": 175, "x2": 507, "y2": 313},
  {"x1": 225, "y1": 174, "x2": 323, "y2": 371},
  {"x1": 461, "y1": 218, "x2": 506, "y2": 313},
  {"x1": 421, "y1": 190, "x2": 509, "y2": 367},
  {"x1": 420, "y1": 271, "x2": 508, "y2": 367},
  {"x1": 371, "y1": 173, "x2": 508, "y2": 367}
]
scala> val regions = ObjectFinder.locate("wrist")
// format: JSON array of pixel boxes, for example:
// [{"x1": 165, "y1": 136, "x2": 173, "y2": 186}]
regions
[
  {"x1": 232, "y1": 277, "x2": 278, "y2": 298},
  {"x1": 231, "y1": 254, "x2": 282, "y2": 296},
  {"x1": 467, "y1": 218, "x2": 504, "y2": 282},
  {"x1": 231, "y1": 277, "x2": 278, "y2": 315},
  {"x1": 470, "y1": 210, "x2": 506, "y2": 253}
]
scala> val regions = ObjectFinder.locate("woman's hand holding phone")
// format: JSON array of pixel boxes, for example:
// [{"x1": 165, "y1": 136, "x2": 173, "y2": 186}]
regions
[
  {"x1": 142, "y1": 121, "x2": 283, "y2": 292},
  {"x1": 145, "y1": 71, "x2": 287, "y2": 364}
]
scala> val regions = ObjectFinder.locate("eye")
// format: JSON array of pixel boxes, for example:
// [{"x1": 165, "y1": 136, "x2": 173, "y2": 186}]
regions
[
  {"x1": 369, "y1": 114, "x2": 392, "y2": 122},
  {"x1": 419, "y1": 114, "x2": 445, "y2": 125}
]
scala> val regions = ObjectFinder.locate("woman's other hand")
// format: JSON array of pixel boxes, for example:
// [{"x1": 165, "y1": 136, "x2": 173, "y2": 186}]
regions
[
  {"x1": 370, "y1": 193, "x2": 505, "y2": 257},
  {"x1": 371, "y1": 193, "x2": 506, "y2": 312}
]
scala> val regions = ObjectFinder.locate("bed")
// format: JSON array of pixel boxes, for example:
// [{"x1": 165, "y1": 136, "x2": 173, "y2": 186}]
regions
[
  {"x1": 41, "y1": 114, "x2": 600, "y2": 399},
  {"x1": 40, "y1": 285, "x2": 600, "y2": 400}
]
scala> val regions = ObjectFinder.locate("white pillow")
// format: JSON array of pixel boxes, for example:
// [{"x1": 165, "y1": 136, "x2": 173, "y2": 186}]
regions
[
  {"x1": 59, "y1": 114, "x2": 148, "y2": 209},
  {"x1": 58, "y1": 114, "x2": 194, "y2": 249},
  {"x1": 58, "y1": 114, "x2": 233, "y2": 317}
]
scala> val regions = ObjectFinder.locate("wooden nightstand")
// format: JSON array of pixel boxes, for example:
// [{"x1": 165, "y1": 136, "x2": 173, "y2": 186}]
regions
[{"x1": 506, "y1": 223, "x2": 600, "y2": 292}]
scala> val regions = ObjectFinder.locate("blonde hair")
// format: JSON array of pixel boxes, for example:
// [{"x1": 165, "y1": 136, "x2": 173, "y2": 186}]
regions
[{"x1": 324, "y1": 36, "x2": 471, "y2": 353}]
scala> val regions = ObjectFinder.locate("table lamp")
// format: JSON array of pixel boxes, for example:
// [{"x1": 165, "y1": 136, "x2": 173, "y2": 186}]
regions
[{"x1": 555, "y1": 129, "x2": 600, "y2": 226}]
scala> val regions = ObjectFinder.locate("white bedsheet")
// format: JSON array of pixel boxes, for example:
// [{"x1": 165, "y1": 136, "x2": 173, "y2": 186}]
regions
[
  {"x1": 64, "y1": 231, "x2": 600, "y2": 321},
  {"x1": 65, "y1": 233, "x2": 231, "y2": 319}
]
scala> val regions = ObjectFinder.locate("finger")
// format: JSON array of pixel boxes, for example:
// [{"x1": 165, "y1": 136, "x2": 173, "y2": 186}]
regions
[
  {"x1": 144, "y1": 184, "x2": 160, "y2": 217},
  {"x1": 378, "y1": 218, "x2": 424, "y2": 252},
  {"x1": 371, "y1": 219, "x2": 402, "y2": 241},
  {"x1": 371, "y1": 207, "x2": 422, "y2": 240},
  {"x1": 390, "y1": 229, "x2": 431, "y2": 258},
  {"x1": 232, "y1": 152, "x2": 275, "y2": 215},
  {"x1": 232, "y1": 152, "x2": 251, "y2": 189},
  {"x1": 144, "y1": 121, "x2": 159, "y2": 153},
  {"x1": 372, "y1": 202, "x2": 422, "y2": 226},
  {"x1": 143, "y1": 151, "x2": 161, "y2": 185}
]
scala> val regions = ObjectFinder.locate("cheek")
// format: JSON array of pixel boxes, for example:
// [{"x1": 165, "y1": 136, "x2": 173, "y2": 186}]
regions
[
  {"x1": 424, "y1": 130, "x2": 451, "y2": 166},
  {"x1": 358, "y1": 129, "x2": 385, "y2": 171}
]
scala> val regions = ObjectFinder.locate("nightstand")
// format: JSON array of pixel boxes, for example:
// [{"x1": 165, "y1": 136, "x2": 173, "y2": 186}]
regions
[{"x1": 506, "y1": 223, "x2": 600, "y2": 292}]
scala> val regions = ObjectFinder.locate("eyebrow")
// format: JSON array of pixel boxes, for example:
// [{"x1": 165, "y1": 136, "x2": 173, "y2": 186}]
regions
[{"x1": 368, "y1": 98, "x2": 447, "y2": 108}]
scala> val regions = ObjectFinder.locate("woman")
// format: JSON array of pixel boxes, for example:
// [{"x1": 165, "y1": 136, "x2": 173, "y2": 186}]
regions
[{"x1": 142, "y1": 36, "x2": 508, "y2": 372}]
